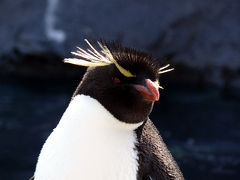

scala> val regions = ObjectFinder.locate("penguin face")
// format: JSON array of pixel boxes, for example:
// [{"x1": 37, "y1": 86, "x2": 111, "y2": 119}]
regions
[
  {"x1": 74, "y1": 44, "x2": 161, "y2": 124},
  {"x1": 65, "y1": 40, "x2": 173, "y2": 124}
]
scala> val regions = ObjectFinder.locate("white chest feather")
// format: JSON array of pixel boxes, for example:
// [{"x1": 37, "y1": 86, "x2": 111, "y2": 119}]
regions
[{"x1": 34, "y1": 95, "x2": 142, "y2": 180}]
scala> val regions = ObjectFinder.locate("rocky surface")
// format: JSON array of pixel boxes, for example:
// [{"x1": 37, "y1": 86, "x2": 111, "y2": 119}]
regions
[{"x1": 0, "y1": 0, "x2": 240, "y2": 87}]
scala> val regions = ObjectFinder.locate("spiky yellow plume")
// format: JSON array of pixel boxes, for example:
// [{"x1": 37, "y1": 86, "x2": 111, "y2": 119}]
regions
[
  {"x1": 158, "y1": 64, "x2": 174, "y2": 74},
  {"x1": 64, "y1": 39, "x2": 136, "y2": 77}
]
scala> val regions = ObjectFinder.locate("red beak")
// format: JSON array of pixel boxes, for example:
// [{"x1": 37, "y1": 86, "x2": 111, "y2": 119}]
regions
[{"x1": 133, "y1": 79, "x2": 160, "y2": 102}]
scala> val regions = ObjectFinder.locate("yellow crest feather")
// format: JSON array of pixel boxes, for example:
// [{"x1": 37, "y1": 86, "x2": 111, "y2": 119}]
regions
[
  {"x1": 64, "y1": 39, "x2": 136, "y2": 77},
  {"x1": 158, "y1": 64, "x2": 174, "y2": 74}
]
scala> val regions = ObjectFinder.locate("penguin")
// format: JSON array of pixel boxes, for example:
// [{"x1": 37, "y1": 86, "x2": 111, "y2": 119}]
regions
[{"x1": 30, "y1": 40, "x2": 184, "y2": 180}]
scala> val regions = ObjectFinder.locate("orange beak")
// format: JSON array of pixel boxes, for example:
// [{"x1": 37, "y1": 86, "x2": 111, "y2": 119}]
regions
[{"x1": 133, "y1": 79, "x2": 160, "y2": 102}]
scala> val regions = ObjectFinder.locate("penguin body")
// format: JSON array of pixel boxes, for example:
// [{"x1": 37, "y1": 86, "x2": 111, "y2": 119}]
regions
[
  {"x1": 34, "y1": 95, "x2": 141, "y2": 180},
  {"x1": 32, "y1": 40, "x2": 184, "y2": 180}
]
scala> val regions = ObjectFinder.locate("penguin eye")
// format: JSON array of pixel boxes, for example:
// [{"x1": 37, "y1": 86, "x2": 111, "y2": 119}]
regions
[{"x1": 113, "y1": 77, "x2": 121, "y2": 83}]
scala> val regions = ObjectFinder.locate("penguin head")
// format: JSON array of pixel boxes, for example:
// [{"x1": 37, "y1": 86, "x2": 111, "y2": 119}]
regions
[{"x1": 65, "y1": 40, "x2": 173, "y2": 124}]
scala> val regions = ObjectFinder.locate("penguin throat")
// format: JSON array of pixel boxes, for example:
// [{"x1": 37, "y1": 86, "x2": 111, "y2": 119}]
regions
[{"x1": 74, "y1": 95, "x2": 144, "y2": 130}]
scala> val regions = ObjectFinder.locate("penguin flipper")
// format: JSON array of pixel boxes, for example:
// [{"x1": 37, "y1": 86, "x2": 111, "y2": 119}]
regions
[{"x1": 137, "y1": 118, "x2": 184, "y2": 180}]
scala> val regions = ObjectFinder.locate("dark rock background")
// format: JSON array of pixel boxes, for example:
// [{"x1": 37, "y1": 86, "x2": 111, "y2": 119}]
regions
[{"x1": 0, "y1": 0, "x2": 240, "y2": 179}]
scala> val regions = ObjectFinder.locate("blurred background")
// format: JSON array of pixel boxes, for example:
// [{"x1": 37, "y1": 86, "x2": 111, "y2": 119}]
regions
[{"x1": 0, "y1": 0, "x2": 240, "y2": 179}]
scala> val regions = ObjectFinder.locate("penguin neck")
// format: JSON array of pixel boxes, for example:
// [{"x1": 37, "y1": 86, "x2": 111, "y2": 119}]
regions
[{"x1": 59, "y1": 94, "x2": 143, "y2": 132}]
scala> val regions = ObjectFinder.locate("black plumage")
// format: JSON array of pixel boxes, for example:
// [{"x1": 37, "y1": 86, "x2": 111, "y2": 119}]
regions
[{"x1": 136, "y1": 119, "x2": 183, "y2": 179}]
